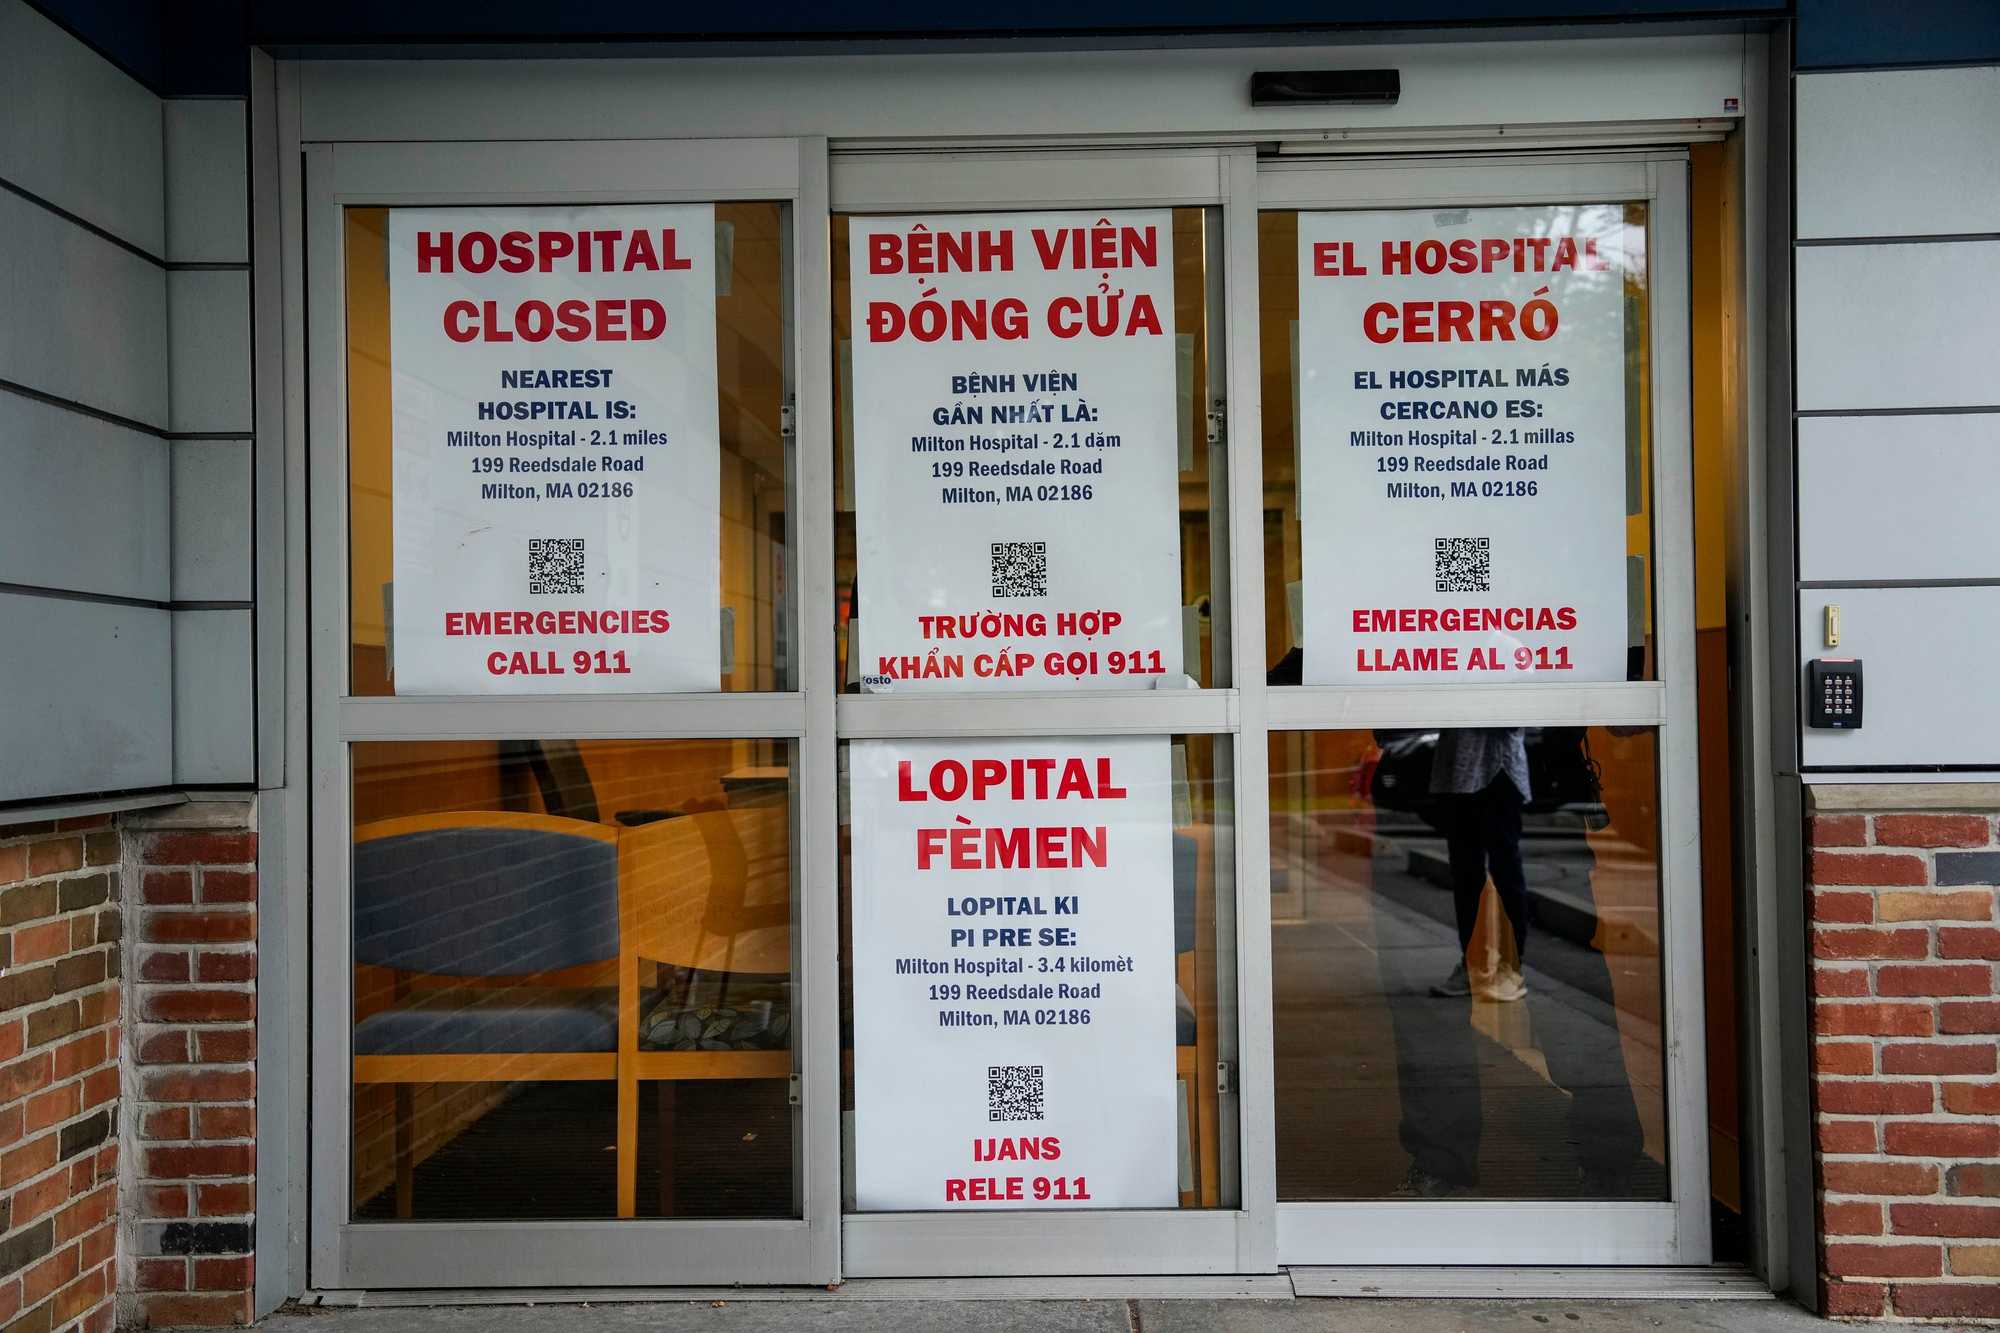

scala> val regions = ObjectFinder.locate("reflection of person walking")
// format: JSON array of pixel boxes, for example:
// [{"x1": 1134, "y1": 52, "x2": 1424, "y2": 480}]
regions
[{"x1": 1429, "y1": 728, "x2": 1530, "y2": 1002}]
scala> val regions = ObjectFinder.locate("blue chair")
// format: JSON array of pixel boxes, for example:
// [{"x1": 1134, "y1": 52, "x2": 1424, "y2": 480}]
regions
[{"x1": 352, "y1": 811, "x2": 622, "y2": 1216}]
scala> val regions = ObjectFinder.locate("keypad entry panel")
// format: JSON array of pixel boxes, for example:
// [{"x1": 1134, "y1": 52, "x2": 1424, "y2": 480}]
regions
[{"x1": 1808, "y1": 658, "x2": 1864, "y2": 729}]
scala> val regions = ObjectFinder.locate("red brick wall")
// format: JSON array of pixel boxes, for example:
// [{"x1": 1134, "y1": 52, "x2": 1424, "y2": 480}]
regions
[
  {"x1": 127, "y1": 803, "x2": 258, "y2": 1327},
  {"x1": 1810, "y1": 802, "x2": 2000, "y2": 1320},
  {"x1": 0, "y1": 816, "x2": 122, "y2": 1333}
]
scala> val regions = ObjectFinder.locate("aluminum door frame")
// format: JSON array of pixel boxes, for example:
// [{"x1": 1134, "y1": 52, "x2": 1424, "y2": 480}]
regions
[
  {"x1": 828, "y1": 146, "x2": 1277, "y2": 1278},
  {"x1": 302, "y1": 135, "x2": 841, "y2": 1289},
  {"x1": 1257, "y1": 151, "x2": 1710, "y2": 1266}
]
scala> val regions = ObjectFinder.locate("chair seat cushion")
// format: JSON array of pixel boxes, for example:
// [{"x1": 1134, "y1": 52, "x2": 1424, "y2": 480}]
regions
[
  {"x1": 640, "y1": 975, "x2": 791, "y2": 1052},
  {"x1": 354, "y1": 987, "x2": 616, "y2": 1056}
]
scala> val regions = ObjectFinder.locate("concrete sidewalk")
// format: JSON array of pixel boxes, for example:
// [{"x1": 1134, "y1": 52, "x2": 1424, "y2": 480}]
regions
[{"x1": 240, "y1": 1296, "x2": 1911, "y2": 1333}]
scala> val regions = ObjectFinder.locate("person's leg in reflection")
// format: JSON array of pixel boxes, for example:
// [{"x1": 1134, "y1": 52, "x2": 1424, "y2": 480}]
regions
[
  {"x1": 1383, "y1": 729, "x2": 1529, "y2": 1197},
  {"x1": 1429, "y1": 788, "x2": 1484, "y2": 998},
  {"x1": 1532, "y1": 853, "x2": 1646, "y2": 1191},
  {"x1": 1477, "y1": 776, "x2": 1530, "y2": 1002},
  {"x1": 1382, "y1": 818, "x2": 1482, "y2": 1196},
  {"x1": 1525, "y1": 729, "x2": 1645, "y2": 1194},
  {"x1": 1429, "y1": 730, "x2": 1532, "y2": 1000}
]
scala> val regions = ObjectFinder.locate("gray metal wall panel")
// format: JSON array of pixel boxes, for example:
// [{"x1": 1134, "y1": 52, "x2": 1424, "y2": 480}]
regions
[
  {"x1": 171, "y1": 440, "x2": 254, "y2": 601},
  {"x1": 0, "y1": 188, "x2": 169, "y2": 428},
  {"x1": 1797, "y1": 68, "x2": 2000, "y2": 240},
  {"x1": 0, "y1": 591, "x2": 171, "y2": 801},
  {"x1": 1798, "y1": 416, "x2": 2000, "y2": 584},
  {"x1": 172, "y1": 608, "x2": 255, "y2": 784},
  {"x1": 165, "y1": 99, "x2": 250, "y2": 265},
  {"x1": 168, "y1": 268, "x2": 253, "y2": 433},
  {"x1": 0, "y1": 391, "x2": 170, "y2": 601},
  {"x1": 1796, "y1": 241, "x2": 2000, "y2": 412},
  {"x1": 0, "y1": 0, "x2": 166, "y2": 256},
  {"x1": 1794, "y1": 69, "x2": 2000, "y2": 774},
  {"x1": 1800, "y1": 587, "x2": 2000, "y2": 770}
]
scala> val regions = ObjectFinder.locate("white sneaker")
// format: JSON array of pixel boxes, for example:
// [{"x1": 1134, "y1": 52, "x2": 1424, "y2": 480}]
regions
[{"x1": 1479, "y1": 968, "x2": 1527, "y2": 1003}]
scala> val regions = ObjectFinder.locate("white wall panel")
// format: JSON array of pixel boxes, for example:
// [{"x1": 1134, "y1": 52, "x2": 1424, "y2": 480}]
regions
[
  {"x1": 165, "y1": 99, "x2": 249, "y2": 264},
  {"x1": 168, "y1": 268, "x2": 253, "y2": 433},
  {"x1": 300, "y1": 35, "x2": 1743, "y2": 145},
  {"x1": 0, "y1": 592, "x2": 171, "y2": 800},
  {"x1": 1796, "y1": 241, "x2": 2000, "y2": 411},
  {"x1": 1800, "y1": 588, "x2": 2000, "y2": 771},
  {"x1": 0, "y1": 0, "x2": 164, "y2": 256},
  {"x1": 1799, "y1": 416, "x2": 2000, "y2": 583},
  {"x1": 0, "y1": 392, "x2": 169, "y2": 601},
  {"x1": 173, "y1": 608, "x2": 255, "y2": 784},
  {"x1": 0, "y1": 188, "x2": 169, "y2": 427},
  {"x1": 172, "y1": 440, "x2": 253, "y2": 601},
  {"x1": 1798, "y1": 67, "x2": 2000, "y2": 240}
]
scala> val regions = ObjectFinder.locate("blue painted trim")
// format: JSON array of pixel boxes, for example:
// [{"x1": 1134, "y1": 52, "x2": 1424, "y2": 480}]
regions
[
  {"x1": 37, "y1": 0, "x2": 1996, "y2": 100},
  {"x1": 1796, "y1": 0, "x2": 2000, "y2": 70}
]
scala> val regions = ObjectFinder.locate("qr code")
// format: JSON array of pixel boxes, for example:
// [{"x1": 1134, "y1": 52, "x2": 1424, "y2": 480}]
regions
[
  {"x1": 990, "y1": 541, "x2": 1048, "y2": 599},
  {"x1": 987, "y1": 1064, "x2": 1045, "y2": 1122},
  {"x1": 1434, "y1": 537, "x2": 1491, "y2": 594},
  {"x1": 528, "y1": 537, "x2": 586, "y2": 595}
]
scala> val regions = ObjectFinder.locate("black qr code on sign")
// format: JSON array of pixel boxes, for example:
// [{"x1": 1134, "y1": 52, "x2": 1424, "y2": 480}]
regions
[
  {"x1": 990, "y1": 541, "x2": 1048, "y2": 599},
  {"x1": 528, "y1": 537, "x2": 586, "y2": 595},
  {"x1": 1434, "y1": 537, "x2": 1491, "y2": 594},
  {"x1": 987, "y1": 1065, "x2": 1045, "y2": 1122}
]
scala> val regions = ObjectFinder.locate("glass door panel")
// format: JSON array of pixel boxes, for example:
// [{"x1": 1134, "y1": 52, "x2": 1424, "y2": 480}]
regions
[
  {"x1": 831, "y1": 207, "x2": 1231, "y2": 694},
  {"x1": 824, "y1": 152, "x2": 1254, "y2": 1278},
  {"x1": 343, "y1": 202, "x2": 793, "y2": 698},
  {"x1": 1258, "y1": 156, "x2": 1706, "y2": 1267},
  {"x1": 307, "y1": 137, "x2": 834, "y2": 1290},
  {"x1": 837, "y1": 732, "x2": 1240, "y2": 1215},
  {"x1": 1270, "y1": 726, "x2": 1668, "y2": 1201},
  {"x1": 1260, "y1": 202, "x2": 1657, "y2": 690},
  {"x1": 348, "y1": 739, "x2": 799, "y2": 1223}
]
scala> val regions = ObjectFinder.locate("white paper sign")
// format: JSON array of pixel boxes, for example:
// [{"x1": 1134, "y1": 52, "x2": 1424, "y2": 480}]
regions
[
  {"x1": 849, "y1": 212, "x2": 1183, "y2": 692},
  {"x1": 389, "y1": 205, "x2": 720, "y2": 693},
  {"x1": 1297, "y1": 206, "x2": 1634, "y2": 684},
  {"x1": 850, "y1": 737, "x2": 1179, "y2": 1210}
]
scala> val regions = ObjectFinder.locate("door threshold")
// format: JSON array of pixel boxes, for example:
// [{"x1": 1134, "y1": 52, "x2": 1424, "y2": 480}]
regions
[
  {"x1": 305, "y1": 1267, "x2": 1771, "y2": 1308},
  {"x1": 1289, "y1": 1265, "x2": 1772, "y2": 1300},
  {"x1": 306, "y1": 1274, "x2": 1298, "y2": 1307}
]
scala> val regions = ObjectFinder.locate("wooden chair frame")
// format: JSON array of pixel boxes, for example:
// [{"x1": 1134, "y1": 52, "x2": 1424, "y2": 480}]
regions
[{"x1": 614, "y1": 807, "x2": 793, "y2": 1217}]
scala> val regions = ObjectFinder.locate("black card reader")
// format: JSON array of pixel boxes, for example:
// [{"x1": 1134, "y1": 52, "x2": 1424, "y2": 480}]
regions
[{"x1": 1808, "y1": 659, "x2": 1863, "y2": 729}]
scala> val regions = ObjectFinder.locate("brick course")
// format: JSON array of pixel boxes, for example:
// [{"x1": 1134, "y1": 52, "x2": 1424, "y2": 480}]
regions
[
  {"x1": 126, "y1": 803, "x2": 257, "y2": 1327},
  {"x1": 0, "y1": 816, "x2": 123, "y2": 1333},
  {"x1": 1809, "y1": 806, "x2": 2000, "y2": 1319}
]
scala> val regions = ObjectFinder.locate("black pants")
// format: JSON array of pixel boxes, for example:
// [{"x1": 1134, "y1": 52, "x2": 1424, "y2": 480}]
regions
[{"x1": 1441, "y1": 777, "x2": 1528, "y2": 960}]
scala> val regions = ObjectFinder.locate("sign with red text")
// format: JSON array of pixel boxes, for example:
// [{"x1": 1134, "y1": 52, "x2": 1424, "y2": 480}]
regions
[
  {"x1": 389, "y1": 205, "x2": 719, "y2": 693},
  {"x1": 849, "y1": 737, "x2": 1178, "y2": 1211},
  {"x1": 1297, "y1": 206, "x2": 1634, "y2": 684},
  {"x1": 849, "y1": 212, "x2": 1183, "y2": 692}
]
